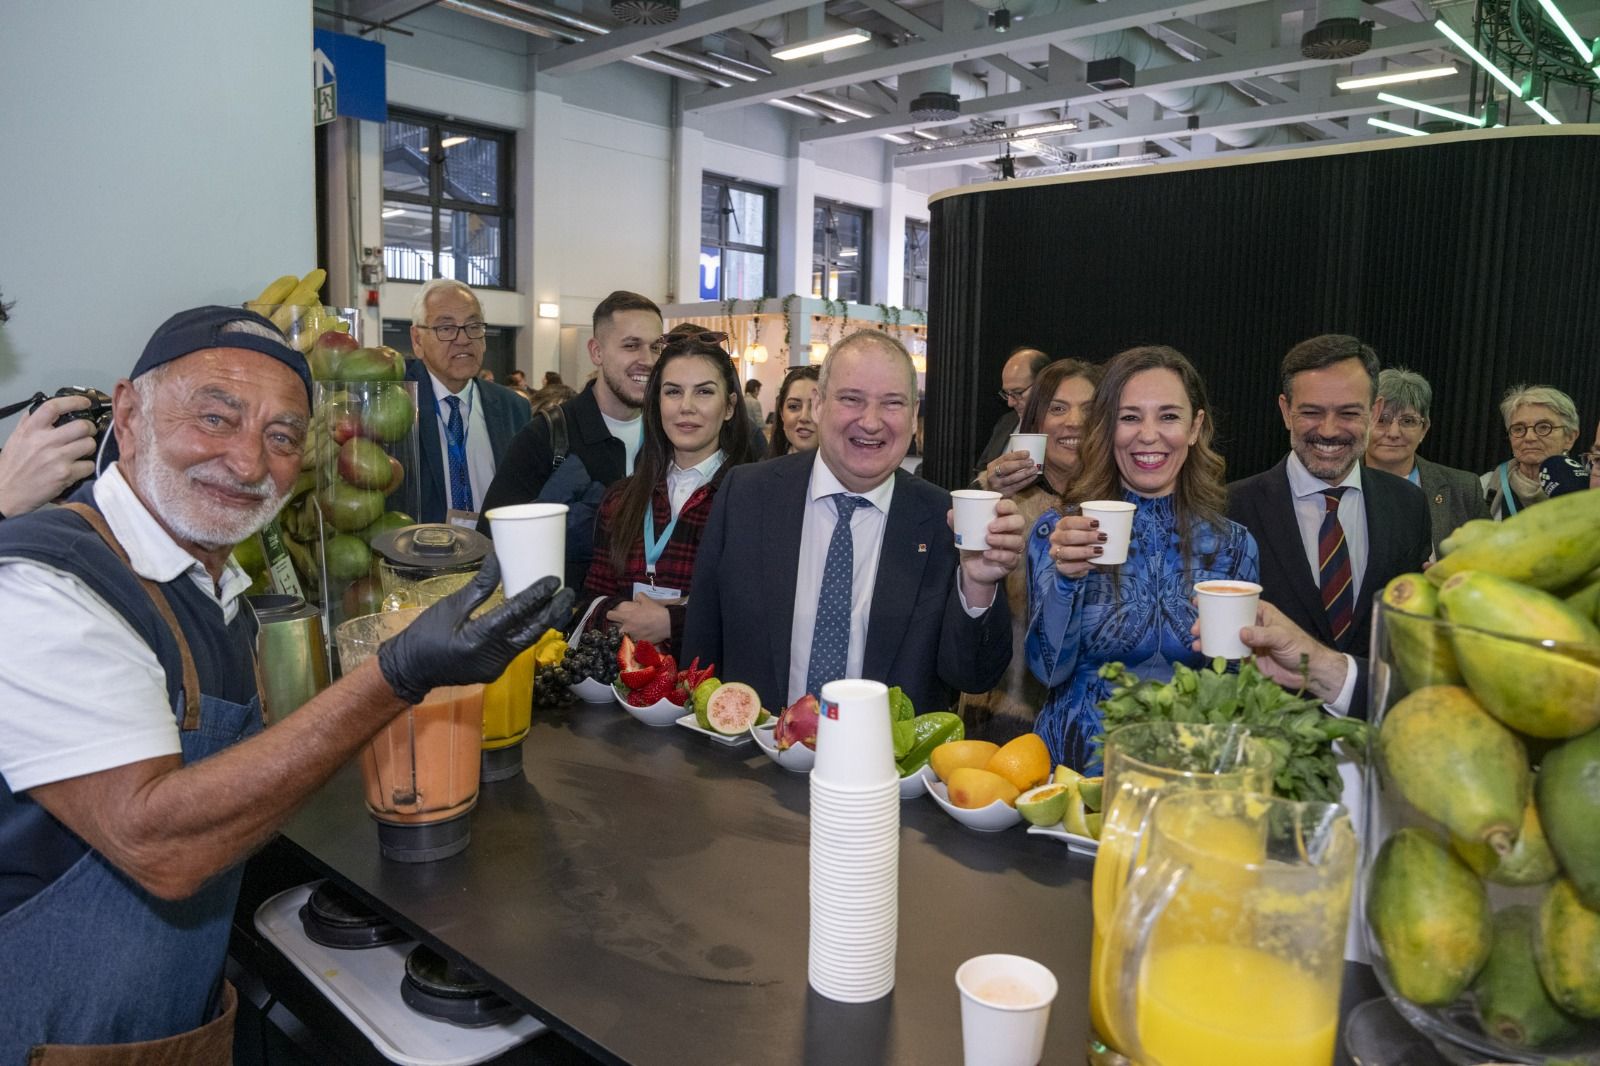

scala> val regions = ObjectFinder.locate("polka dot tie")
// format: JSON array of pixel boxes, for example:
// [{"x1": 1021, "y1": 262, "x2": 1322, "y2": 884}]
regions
[
  {"x1": 443, "y1": 395, "x2": 472, "y2": 513},
  {"x1": 805, "y1": 494, "x2": 868, "y2": 700}
]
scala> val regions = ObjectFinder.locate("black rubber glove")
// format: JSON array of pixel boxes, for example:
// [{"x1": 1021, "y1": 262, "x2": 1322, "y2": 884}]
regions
[{"x1": 377, "y1": 556, "x2": 575, "y2": 705}]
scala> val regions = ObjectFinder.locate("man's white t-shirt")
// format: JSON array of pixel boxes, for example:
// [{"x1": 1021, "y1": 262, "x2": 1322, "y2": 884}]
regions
[{"x1": 602, "y1": 411, "x2": 644, "y2": 474}]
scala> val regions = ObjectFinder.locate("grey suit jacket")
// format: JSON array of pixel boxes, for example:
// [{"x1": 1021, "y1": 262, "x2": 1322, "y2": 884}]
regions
[{"x1": 1413, "y1": 455, "x2": 1490, "y2": 560}]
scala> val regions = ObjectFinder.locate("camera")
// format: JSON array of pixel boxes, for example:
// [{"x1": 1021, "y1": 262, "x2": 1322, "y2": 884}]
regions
[{"x1": 29, "y1": 386, "x2": 113, "y2": 438}]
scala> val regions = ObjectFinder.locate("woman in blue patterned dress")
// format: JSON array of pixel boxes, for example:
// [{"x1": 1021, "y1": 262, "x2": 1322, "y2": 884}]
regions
[{"x1": 1025, "y1": 346, "x2": 1258, "y2": 772}]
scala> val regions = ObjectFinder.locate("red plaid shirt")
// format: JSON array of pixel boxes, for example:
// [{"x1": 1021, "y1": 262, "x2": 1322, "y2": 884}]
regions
[{"x1": 582, "y1": 468, "x2": 727, "y2": 657}]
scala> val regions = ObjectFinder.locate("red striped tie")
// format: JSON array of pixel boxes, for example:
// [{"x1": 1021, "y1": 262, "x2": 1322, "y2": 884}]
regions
[{"x1": 1318, "y1": 487, "x2": 1354, "y2": 644}]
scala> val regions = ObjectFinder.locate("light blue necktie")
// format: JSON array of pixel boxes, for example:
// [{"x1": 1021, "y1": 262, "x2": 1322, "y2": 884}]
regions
[
  {"x1": 806, "y1": 494, "x2": 868, "y2": 699},
  {"x1": 442, "y1": 395, "x2": 472, "y2": 512}
]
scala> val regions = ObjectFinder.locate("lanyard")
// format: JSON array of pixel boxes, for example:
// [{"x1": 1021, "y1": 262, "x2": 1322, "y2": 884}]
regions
[
  {"x1": 1498, "y1": 462, "x2": 1519, "y2": 517},
  {"x1": 643, "y1": 453, "x2": 723, "y2": 582}
]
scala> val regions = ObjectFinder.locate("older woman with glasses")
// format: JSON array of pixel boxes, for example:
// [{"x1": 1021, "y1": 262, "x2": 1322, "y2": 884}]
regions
[
  {"x1": 1482, "y1": 384, "x2": 1582, "y2": 519},
  {"x1": 1364, "y1": 368, "x2": 1488, "y2": 558}
]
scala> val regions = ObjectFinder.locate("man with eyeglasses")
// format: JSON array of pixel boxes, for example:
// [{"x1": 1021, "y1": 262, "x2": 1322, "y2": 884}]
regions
[
  {"x1": 973, "y1": 346, "x2": 1050, "y2": 477},
  {"x1": 405, "y1": 279, "x2": 532, "y2": 524},
  {"x1": 1363, "y1": 367, "x2": 1488, "y2": 559}
]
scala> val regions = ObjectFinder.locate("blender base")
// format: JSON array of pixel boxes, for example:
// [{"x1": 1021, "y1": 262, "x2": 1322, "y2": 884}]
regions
[
  {"x1": 480, "y1": 742, "x2": 525, "y2": 783},
  {"x1": 375, "y1": 811, "x2": 472, "y2": 863}
]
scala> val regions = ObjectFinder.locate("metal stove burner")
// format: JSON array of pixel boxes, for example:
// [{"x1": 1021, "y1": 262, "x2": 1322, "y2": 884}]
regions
[
  {"x1": 400, "y1": 944, "x2": 516, "y2": 1028},
  {"x1": 297, "y1": 881, "x2": 406, "y2": 950}
]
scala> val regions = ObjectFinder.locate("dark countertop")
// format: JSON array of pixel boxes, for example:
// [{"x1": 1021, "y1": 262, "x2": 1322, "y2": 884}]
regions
[{"x1": 275, "y1": 699, "x2": 1383, "y2": 1065}]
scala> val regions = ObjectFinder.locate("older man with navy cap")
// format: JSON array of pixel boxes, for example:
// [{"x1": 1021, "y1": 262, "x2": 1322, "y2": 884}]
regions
[{"x1": 0, "y1": 306, "x2": 571, "y2": 1060}]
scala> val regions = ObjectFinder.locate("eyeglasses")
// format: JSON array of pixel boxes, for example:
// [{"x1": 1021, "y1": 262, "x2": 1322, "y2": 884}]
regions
[
  {"x1": 650, "y1": 330, "x2": 728, "y2": 355},
  {"x1": 1508, "y1": 421, "x2": 1558, "y2": 439},
  {"x1": 422, "y1": 321, "x2": 487, "y2": 341},
  {"x1": 1376, "y1": 413, "x2": 1427, "y2": 431},
  {"x1": 998, "y1": 386, "x2": 1031, "y2": 403}
]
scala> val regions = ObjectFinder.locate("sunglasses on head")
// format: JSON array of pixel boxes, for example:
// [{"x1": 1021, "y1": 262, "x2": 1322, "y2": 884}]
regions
[{"x1": 650, "y1": 330, "x2": 728, "y2": 355}]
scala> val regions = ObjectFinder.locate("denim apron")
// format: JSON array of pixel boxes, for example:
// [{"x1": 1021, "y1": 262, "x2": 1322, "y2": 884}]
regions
[{"x1": 0, "y1": 504, "x2": 264, "y2": 1064}]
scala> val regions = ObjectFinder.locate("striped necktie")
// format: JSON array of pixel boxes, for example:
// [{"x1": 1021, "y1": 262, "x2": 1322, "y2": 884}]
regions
[
  {"x1": 442, "y1": 395, "x2": 472, "y2": 513},
  {"x1": 1318, "y1": 487, "x2": 1354, "y2": 645},
  {"x1": 805, "y1": 494, "x2": 868, "y2": 699}
]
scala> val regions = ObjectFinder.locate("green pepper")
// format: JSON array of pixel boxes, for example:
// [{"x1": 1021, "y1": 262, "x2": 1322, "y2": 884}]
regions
[{"x1": 895, "y1": 712, "x2": 965, "y2": 777}]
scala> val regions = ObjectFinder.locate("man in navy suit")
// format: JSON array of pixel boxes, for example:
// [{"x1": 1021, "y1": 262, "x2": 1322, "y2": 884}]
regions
[
  {"x1": 683, "y1": 332, "x2": 1024, "y2": 716},
  {"x1": 1227, "y1": 334, "x2": 1431, "y2": 716},
  {"x1": 405, "y1": 279, "x2": 531, "y2": 524}
]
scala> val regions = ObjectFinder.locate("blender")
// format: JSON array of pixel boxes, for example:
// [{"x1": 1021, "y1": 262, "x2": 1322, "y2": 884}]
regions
[
  {"x1": 369, "y1": 524, "x2": 491, "y2": 610},
  {"x1": 335, "y1": 608, "x2": 485, "y2": 863}
]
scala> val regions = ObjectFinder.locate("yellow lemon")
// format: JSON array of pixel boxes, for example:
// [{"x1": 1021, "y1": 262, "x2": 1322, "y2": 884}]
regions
[
  {"x1": 929, "y1": 740, "x2": 1000, "y2": 783},
  {"x1": 986, "y1": 733, "x2": 1052, "y2": 792}
]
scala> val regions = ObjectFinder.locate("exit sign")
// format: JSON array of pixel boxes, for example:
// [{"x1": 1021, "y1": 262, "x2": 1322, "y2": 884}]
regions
[{"x1": 314, "y1": 82, "x2": 336, "y2": 126}]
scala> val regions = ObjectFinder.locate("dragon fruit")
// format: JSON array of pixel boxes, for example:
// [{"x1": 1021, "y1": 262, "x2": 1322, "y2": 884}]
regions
[{"x1": 774, "y1": 694, "x2": 820, "y2": 752}]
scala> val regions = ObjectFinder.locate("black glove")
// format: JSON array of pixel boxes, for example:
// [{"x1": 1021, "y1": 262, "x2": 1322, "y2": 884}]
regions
[{"x1": 377, "y1": 556, "x2": 574, "y2": 704}]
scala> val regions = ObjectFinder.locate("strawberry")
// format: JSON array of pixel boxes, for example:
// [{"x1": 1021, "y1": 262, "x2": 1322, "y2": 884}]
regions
[
  {"x1": 620, "y1": 664, "x2": 656, "y2": 690},
  {"x1": 655, "y1": 654, "x2": 676, "y2": 682},
  {"x1": 665, "y1": 685, "x2": 689, "y2": 707},
  {"x1": 628, "y1": 670, "x2": 674, "y2": 707},
  {"x1": 634, "y1": 640, "x2": 661, "y2": 668}
]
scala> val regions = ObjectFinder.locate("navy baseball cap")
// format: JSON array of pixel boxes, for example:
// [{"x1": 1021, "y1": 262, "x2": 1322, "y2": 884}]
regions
[{"x1": 98, "y1": 305, "x2": 314, "y2": 473}]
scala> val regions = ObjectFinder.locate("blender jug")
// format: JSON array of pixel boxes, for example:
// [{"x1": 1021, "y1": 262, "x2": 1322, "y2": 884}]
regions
[{"x1": 369, "y1": 523, "x2": 490, "y2": 610}]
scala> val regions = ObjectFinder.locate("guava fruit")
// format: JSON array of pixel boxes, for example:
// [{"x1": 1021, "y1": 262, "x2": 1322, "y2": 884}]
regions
[
  {"x1": 705, "y1": 682, "x2": 762, "y2": 736},
  {"x1": 691, "y1": 677, "x2": 722, "y2": 730}
]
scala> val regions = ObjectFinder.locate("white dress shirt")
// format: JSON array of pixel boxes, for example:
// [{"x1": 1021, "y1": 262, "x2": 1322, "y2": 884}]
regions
[
  {"x1": 665, "y1": 451, "x2": 724, "y2": 520},
  {"x1": 427, "y1": 371, "x2": 496, "y2": 512},
  {"x1": 1286, "y1": 452, "x2": 1368, "y2": 600},
  {"x1": 786, "y1": 460, "x2": 896, "y2": 707},
  {"x1": 0, "y1": 464, "x2": 252, "y2": 791}
]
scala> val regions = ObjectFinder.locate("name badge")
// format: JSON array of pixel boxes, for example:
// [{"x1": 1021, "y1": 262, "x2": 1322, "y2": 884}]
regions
[
  {"x1": 633, "y1": 581, "x2": 683, "y2": 602},
  {"x1": 447, "y1": 508, "x2": 480, "y2": 531}
]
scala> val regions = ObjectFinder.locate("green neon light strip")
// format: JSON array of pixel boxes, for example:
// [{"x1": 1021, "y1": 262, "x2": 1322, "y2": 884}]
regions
[
  {"x1": 1525, "y1": 98, "x2": 1562, "y2": 123},
  {"x1": 1435, "y1": 19, "x2": 1525, "y2": 96},
  {"x1": 1368, "y1": 116, "x2": 1429, "y2": 136},
  {"x1": 1534, "y1": 0, "x2": 1594, "y2": 62},
  {"x1": 1375, "y1": 92, "x2": 1487, "y2": 126}
]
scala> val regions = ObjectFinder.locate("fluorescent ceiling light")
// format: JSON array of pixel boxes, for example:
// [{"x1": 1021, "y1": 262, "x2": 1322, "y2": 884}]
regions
[
  {"x1": 1009, "y1": 119, "x2": 1078, "y2": 137},
  {"x1": 912, "y1": 130, "x2": 940, "y2": 140},
  {"x1": 766, "y1": 98, "x2": 819, "y2": 116},
  {"x1": 537, "y1": 302, "x2": 560, "y2": 319},
  {"x1": 1436, "y1": 19, "x2": 1524, "y2": 96},
  {"x1": 381, "y1": 207, "x2": 406, "y2": 217},
  {"x1": 440, "y1": 135, "x2": 469, "y2": 148},
  {"x1": 1535, "y1": 0, "x2": 1593, "y2": 62},
  {"x1": 838, "y1": 249, "x2": 858, "y2": 257},
  {"x1": 1375, "y1": 92, "x2": 1485, "y2": 126},
  {"x1": 880, "y1": 133, "x2": 911, "y2": 144},
  {"x1": 1337, "y1": 64, "x2": 1457, "y2": 90},
  {"x1": 772, "y1": 29, "x2": 871, "y2": 61},
  {"x1": 798, "y1": 92, "x2": 875, "y2": 118},
  {"x1": 1594, "y1": 64, "x2": 1600, "y2": 79},
  {"x1": 1367, "y1": 116, "x2": 1428, "y2": 136},
  {"x1": 1526, "y1": 98, "x2": 1562, "y2": 123}
]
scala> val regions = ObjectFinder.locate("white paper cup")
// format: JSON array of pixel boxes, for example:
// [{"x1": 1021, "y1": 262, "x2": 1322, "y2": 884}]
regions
[
  {"x1": 955, "y1": 955, "x2": 1059, "y2": 1066},
  {"x1": 1008, "y1": 433, "x2": 1047, "y2": 472},
  {"x1": 950, "y1": 489, "x2": 1001, "y2": 552},
  {"x1": 813, "y1": 680, "x2": 897, "y2": 787},
  {"x1": 1080, "y1": 499, "x2": 1136, "y2": 566},
  {"x1": 484, "y1": 502, "x2": 568, "y2": 597},
  {"x1": 1195, "y1": 579, "x2": 1263, "y2": 659}
]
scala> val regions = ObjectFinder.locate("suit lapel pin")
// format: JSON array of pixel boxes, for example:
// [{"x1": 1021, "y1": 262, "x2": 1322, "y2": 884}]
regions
[
  {"x1": 917, "y1": 543, "x2": 927, "y2": 553},
  {"x1": 1434, "y1": 493, "x2": 1444, "y2": 505}
]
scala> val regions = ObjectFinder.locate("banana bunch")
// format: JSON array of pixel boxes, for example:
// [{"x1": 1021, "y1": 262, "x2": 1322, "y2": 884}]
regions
[{"x1": 246, "y1": 269, "x2": 348, "y2": 353}]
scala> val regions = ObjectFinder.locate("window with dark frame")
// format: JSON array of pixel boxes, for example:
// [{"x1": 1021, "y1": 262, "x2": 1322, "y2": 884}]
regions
[
  {"x1": 382, "y1": 108, "x2": 514, "y2": 290},
  {"x1": 812, "y1": 199, "x2": 871, "y2": 304},
  {"x1": 700, "y1": 175, "x2": 776, "y2": 299},
  {"x1": 904, "y1": 218, "x2": 930, "y2": 311}
]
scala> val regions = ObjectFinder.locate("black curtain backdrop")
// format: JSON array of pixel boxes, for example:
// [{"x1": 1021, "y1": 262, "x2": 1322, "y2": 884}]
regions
[{"x1": 923, "y1": 129, "x2": 1600, "y2": 491}]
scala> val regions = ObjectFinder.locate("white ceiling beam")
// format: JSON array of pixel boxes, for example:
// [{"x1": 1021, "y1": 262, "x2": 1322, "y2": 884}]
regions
[
  {"x1": 1151, "y1": 137, "x2": 1194, "y2": 156},
  {"x1": 892, "y1": 76, "x2": 1470, "y2": 166},
  {"x1": 856, "y1": 0, "x2": 944, "y2": 39},
  {"x1": 1157, "y1": 18, "x2": 1238, "y2": 55},
  {"x1": 979, "y1": 54, "x2": 1048, "y2": 89},
  {"x1": 797, "y1": 18, "x2": 1445, "y2": 142},
  {"x1": 684, "y1": 0, "x2": 1273, "y2": 114},
  {"x1": 1083, "y1": 101, "x2": 1129, "y2": 125},
  {"x1": 537, "y1": 0, "x2": 814, "y2": 76}
]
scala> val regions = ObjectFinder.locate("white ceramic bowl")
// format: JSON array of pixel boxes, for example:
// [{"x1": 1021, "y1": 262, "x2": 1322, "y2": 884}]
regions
[
  {"x1": 570, "y1": 676, "x2": 616, "y2": 703},
  {"x1": 924, "y1": 776, "x2": 1023, "y2": 832},
  {"x1": 750, "y1": 721, "x2": 817, "y2": 772},
  {"x1": 612, "y1": 681, "x2": 683, "y2": 727},
  {"x1": 897, "y1": 763, "x2": 937, "y2": 799}
]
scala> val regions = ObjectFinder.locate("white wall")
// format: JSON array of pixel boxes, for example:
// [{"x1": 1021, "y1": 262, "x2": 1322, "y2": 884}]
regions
[{"x1": 0, "y1": 1, "x2": 315, "y2": 400}]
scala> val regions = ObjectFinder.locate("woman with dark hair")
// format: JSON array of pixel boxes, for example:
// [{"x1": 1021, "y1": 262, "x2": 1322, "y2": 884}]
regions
[
  {"x1": 769, "y1": 365, "x2": 820, "y2": 457},
  {"x1": 961, "y1": 359, "x2": 1102, "y2": 740},
  {"x1": 583, "y1": 329, "x2": 761, "y2": 655},
  {"x1": 1025, "y1": 346, "x2": 1258, "y2": 772}
]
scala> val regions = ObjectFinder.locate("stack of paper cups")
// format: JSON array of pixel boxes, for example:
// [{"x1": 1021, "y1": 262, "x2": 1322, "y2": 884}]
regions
[{"x1": 808, "y1": 679, "x2": 900, "y2": 1003}]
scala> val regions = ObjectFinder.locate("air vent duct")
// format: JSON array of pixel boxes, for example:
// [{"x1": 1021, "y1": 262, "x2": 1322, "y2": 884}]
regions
[
  {"x1": 1300, "y1": 17, "x2": 1372, "y2": 59},
  {"x1": 612, "y1": 0, "x2": 679, "y2": 25},
  {"x1": 910, "y1": 90, "x2": 961, "y2": 121},
  {"x1": 1086, "y1": 57, "x2": 1136, "y2": 91}
]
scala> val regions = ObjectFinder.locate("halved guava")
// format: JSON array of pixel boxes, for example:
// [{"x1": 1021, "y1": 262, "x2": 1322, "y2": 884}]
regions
[{"x1": 705, "y1": 682, "x2": 763, "y2": 736}]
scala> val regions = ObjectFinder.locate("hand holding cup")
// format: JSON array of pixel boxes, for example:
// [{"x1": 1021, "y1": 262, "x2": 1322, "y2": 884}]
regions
[{"x1": 1047, "y1": 513, "x2": 1102, "y2": 579}]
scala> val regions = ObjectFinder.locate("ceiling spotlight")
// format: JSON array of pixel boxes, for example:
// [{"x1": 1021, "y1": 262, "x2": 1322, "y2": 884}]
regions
[
  {"x1": 996, "y1": 153, "x2": 1017, "y2": 179},
  {"x1": 989, "y1": 7, "x2": 1012, "y2": 31}
]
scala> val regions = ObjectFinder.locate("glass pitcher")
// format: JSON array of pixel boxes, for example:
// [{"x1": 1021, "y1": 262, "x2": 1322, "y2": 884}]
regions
[
  {"x1": 1089, "y1": 722, "x2": 1279, "y2": 1063},
  {"x1": 1100, "y1": 790, "x2": 1356, "y2": 1066}
]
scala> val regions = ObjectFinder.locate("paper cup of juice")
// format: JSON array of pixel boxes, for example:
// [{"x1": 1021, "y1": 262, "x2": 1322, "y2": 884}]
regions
[
  {"x1": 1194, "y1": 579, "x2": 1263, "y2": 659},
  {"x1": 1080, "y1": 500, "x2": 1136, "y2": 565},
  {"x1": 1008, "y1": 433, "x2": 1047, "y2": 472},
  {"x1": 484, "y1": 502, "x2": 567, "y2": 596},
  {"x1": 951, "y1": 489, "x2": 1001, "y2": 552},
  {"x1": 956, "y1": 954, "x2": 1058, "y2": 1066}
]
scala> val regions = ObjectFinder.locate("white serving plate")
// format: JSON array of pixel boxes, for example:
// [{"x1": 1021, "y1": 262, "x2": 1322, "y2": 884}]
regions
[
  {"x1": 568, "y1": 676, "x2": 615, "y2": 703},
  {"x1": 897, "y1": 763, "x2": 937, "y2": 799},
  {"x1": 1025, "y1": 823, "x2": 1100, "y2": 856},
  {"x1": 254, "y1": 883, "x2": 544, "y2": 1066},
  {"x1": 612, "y1": 681, "x2": 684, "y2": 726},
  {"x1": 923, "y1": 776, "x2": 1023, "y2": 832},
  {"x1": 749, "y1": 720, "x2": 816, "y2": 771},
  {"x1": 675, "y1": 713, "x2": 753, "y2": 747}
]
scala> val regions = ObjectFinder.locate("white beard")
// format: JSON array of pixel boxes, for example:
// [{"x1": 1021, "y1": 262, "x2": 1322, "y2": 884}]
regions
[{"x1": 131, "y1": 417, "x2": 287, "y2": 550}]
